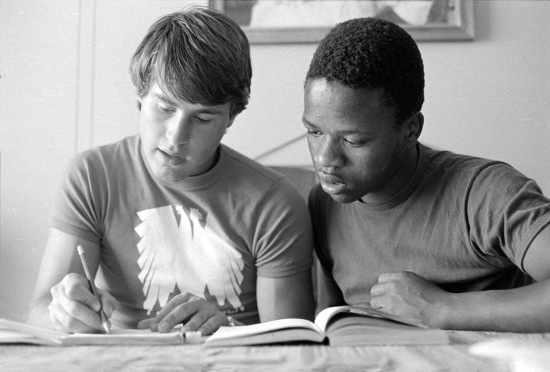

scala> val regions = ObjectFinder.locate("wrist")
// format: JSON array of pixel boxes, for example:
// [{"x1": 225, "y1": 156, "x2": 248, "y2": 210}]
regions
[{"x1": 434, "y1": 292, "x2": 458, "y2": 329}]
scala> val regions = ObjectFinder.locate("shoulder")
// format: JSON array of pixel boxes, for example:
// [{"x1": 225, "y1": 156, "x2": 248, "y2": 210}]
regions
[
  {"x1": 62, "y1": 136, "x2": 140, "y2": 191},
  {"x1": 74, "y1": 135, "x2": 137, "y2": 163},
  {"x1": 68, "y1": 136, "x2": 138, "y2": 173},
  {"x1": 421, "y1": 144, "x2": 546, "y2": 206},
  {"x1": 222, "y1": 145, "x2": 284, "y2": 182},
  {"x1": 221, "y1": 145, "x2": 305, "y2": 201},
  {"x1": 423, "y1": 145, "x2": 503, "y2": 173},
  {"x1": 421, "y1": 144, "x2": 524, "y2": 190}
]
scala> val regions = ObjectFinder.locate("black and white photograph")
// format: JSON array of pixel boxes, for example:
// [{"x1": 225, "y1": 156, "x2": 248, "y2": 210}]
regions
[{"x1": 1, "y1": 1, "x2": 549, "y2": 370}]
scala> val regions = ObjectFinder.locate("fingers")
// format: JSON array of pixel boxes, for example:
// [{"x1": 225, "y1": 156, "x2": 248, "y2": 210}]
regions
[
  {"x1": 59, "y1": 273, "x2": 102, "y2": 310},
  {"x1": 370, "y1": 272, "x2": 403, "y2": 309},
  {"x1": 48, "y1": 295, "x2": 97, "y2": 333},
  {"x1": 157, "y1": 297, "x2": 215, "y2": 333},
  {"x1": 49, "y1": 273, "x2": 114, "y2": 333},
  {"x1": 147, "y1": 293, "x2": 195, "y2": 331},
  {"x1": 149, "y1": 293, "x2": 228, "y2": 335},
  {"x1": 153, "y1": 293, "x2": 197, "y2": 322},
  {"x1": 372, "y1": 271, "x2": 420, "y2": 297},
  {"x1": 195, "y1": 312, "x2": 229, "y2": 335},
  {"x1": 369, "y1": 271, "x2": 440, "y2": 327},
  {"x1": 97, "y1": 288, "x2": 117, "y2": 317},
  {"x1": 371, "y1": 274, "x2": 394, "y2": 298},
  {"x1": 137, "y1": 318, "x2": 154, "y2": 330}
]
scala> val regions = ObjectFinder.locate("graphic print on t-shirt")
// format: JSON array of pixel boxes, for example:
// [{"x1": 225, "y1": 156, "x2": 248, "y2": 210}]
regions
[{"x1": 134, "y1": 205, "x2": 244, "y2": 315}]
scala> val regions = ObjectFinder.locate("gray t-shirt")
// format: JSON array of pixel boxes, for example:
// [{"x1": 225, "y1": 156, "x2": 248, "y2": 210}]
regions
[
  {"x1": 310, "y1": 143, "x2": 550, "y2": 306},
  {"x1": 51, "y1": 135, "x2": 313, "y2": 327}
]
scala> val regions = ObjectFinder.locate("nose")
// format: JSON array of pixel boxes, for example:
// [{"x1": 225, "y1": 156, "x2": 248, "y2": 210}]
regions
[
  {"x1": 313, "y1": 136, "x2": 344, "y2": 171},
  {"x1": 165, "y1": 114, "x2": 190, "y2": 147}
]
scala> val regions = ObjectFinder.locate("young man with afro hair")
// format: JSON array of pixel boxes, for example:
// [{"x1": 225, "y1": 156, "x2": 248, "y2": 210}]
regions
[{"x1": 304, "y1": 17, "x2": 550, "y2": 332}]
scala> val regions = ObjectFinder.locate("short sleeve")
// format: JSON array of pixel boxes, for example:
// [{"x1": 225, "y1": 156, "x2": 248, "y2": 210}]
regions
[
  {"x1": 50, "y1": 150, "x2": 107, "y2": 244},
  {"x1": 252, "y1": 178, "x2": 314, "y2": 278},
  {"x1": 467, "y1": 163, "x2": 550, "y2": 270}
]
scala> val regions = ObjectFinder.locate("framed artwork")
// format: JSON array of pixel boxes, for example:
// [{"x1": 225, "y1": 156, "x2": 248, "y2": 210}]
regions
[{"x1": 209, "y1": 0, "x2": 474, "y2": 43}]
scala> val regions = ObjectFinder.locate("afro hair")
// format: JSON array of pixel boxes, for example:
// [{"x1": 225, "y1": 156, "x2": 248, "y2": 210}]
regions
[{"x1": 306, "y1": 17, "x2": 424, "y2": 123}]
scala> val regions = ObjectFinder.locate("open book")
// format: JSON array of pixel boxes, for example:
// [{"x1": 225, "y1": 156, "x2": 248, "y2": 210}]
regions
[
  {"x1": 205, "y1": 305, "x2": 449, "y2": 347},
  {"x1": 0, "y1": 318, "x2": 187, "y2": 346}
]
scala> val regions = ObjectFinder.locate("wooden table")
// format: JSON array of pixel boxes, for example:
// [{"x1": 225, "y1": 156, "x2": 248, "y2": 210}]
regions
[{"x1": 1, "y1": 330, "x2": 549, "y2": 371}]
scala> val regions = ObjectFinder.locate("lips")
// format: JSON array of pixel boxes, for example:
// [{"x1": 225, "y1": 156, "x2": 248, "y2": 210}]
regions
[
  {"x1": 157, "y1": 148, "x2": 187, "y2": 165},
  {"x1": 318, "y1": 174, "x2": 347, "y2": 195}
]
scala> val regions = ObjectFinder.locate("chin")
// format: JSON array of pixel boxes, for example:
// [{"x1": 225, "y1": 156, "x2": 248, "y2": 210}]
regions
[{"x1": 328, "y1": 193, "x2": 359, "y2": 204}]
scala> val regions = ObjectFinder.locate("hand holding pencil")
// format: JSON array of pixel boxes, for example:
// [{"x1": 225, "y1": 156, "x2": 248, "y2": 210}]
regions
[{"x1": 47, "y1": 245, "x2": 117, "y2": 334}]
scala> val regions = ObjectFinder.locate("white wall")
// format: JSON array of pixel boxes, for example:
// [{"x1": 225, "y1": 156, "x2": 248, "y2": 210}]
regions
[{"x1": 1, "y1": 0, "x2": 549, "y2": 321}]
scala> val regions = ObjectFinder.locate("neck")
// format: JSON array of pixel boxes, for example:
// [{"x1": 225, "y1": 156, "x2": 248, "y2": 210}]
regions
[{"x1": 360, "y1": 143, "x2": 419, "y2": 204}]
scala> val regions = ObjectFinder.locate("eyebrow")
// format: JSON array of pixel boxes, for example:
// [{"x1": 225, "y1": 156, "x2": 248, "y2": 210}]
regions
[
  {"x1": 302, "y1": 118, "x2": 375, "y2": 136},
  {"x1": 152, "y1": 92, "x2": 225, "y2": 115},
  {"x1": 152, "y1": 91, "x2": 178, "y2": 106}
]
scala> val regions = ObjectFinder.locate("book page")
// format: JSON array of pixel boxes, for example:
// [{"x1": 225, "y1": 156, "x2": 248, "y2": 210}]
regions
[
  {"x1": 0, "y1": 319, "x2": 66, "y2": 345},
  {"x1": 346, "y1": 306, "x2": 427, "y2": 328},
  {"x1": 205, "y1": 318, "x2": 324, "y2": 346},
  {"x1": 324, "y1": 315, "x2": 449, "y2": 346},
  {"x1": 314, "y1": 305, "x2": 426, "y2": 333},
  {"x1": 312, "y1": 307, "x2": 450, "y2": 346},
  {"x1": 209, "y1": 318, "x2": 321, "y2": 339},
  {"x1": 64, "y1": 328, "x2": 184, "y2": 345},
  {"x1": 0, "y1": 318, "x2": 184, "y2": 346},
  {"x1": 0, "y1": 329, "x2": 60, "y2": 346}
]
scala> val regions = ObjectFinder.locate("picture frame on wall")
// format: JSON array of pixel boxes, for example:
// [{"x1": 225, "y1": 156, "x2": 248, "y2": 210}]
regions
[{"x1": 209, "y1": 0, "x2": 474, "y2": 43}]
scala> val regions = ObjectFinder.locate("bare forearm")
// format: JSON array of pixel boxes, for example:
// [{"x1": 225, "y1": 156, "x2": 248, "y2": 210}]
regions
[
  {"x1": 27, "y1": 295, "x2": 54, "y2": 329},
  {"x1": 257, "y1": 271, "x2": 315, "y2": 322},
  {"x1": 441, "y1": 279, "x2": 550, "y2": 332}
]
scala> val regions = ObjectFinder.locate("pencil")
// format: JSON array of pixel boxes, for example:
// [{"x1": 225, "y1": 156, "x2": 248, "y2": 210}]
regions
[{"x1": 77, "y1": 245, "x2": 110, "y2": 334}]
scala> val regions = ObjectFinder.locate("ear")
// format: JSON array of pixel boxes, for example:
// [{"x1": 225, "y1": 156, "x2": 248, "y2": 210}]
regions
[
  {"x1": 225, "y1": 116, "x2": 236, "y2": 133},
  {"x1": 403, "y1": 112, "x2": 424, "y2": 148}
]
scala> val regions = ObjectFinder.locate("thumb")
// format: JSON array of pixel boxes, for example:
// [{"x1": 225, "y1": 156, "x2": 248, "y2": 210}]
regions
[
  {"x1": 97, "y1": 289, "x2": 117, "y2": 317},
  {"x1": 76, "y1": 282, "x2": 103, "y2": 313},
  {"x1": 68, "y1": 274, "x2": 102, "y2": 312}
]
